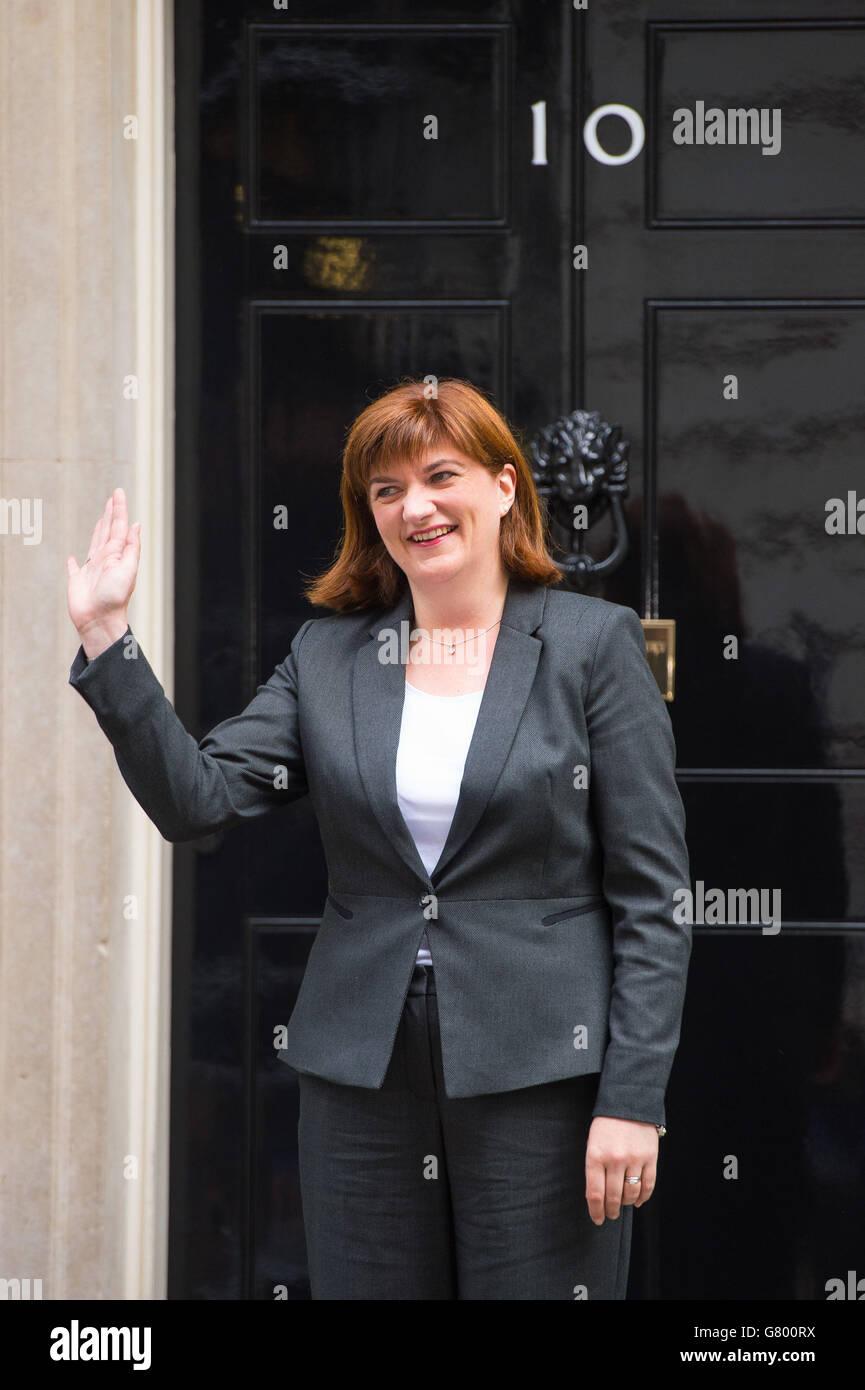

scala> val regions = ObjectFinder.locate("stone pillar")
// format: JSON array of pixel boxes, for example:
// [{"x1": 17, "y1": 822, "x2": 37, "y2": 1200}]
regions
[{"x1": 0, "y1": 0, "x2": 174, "y2": 1299}]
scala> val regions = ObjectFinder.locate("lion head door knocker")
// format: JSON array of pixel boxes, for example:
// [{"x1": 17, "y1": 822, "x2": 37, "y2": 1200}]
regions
[
  {"x1": 529, "y1": 408, "x2": 675, "y2": 700},
  {"x1": 529, "y1": 408, "x2": 630, "y2": 585}
]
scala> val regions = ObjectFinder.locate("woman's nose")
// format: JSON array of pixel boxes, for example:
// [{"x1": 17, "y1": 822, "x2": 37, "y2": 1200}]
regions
[{"x1": 402, "y1": 492, "x2": 436, "y2": 522}]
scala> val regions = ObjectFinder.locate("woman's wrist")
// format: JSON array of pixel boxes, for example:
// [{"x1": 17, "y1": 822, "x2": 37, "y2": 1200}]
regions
[{"x1": 78, "y1": 614, "x2": 129, "y2": 662}]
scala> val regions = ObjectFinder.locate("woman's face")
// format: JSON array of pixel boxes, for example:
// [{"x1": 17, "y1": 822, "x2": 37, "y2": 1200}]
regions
[{"x1": 366, "y1": 446, "x2": 516, "y2": 588}]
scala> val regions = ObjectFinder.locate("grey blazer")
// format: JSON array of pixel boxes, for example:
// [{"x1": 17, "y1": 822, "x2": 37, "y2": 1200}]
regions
[{"x1": 69, "y1": 575, "x2": 691, "y2": 1127}]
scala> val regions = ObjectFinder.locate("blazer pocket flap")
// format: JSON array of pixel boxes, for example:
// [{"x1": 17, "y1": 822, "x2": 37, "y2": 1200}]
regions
[
  {"x1": 325, "y1": 892, "x2": 354, "y2": 919},
  {"x1": 541, "y1": 898, "x2": 605, "y2": 925}
]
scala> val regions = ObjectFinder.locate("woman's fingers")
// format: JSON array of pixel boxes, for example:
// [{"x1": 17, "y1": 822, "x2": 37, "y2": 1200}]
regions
[
  {"x1": 620, "y1": 1159, "x2": 656, "y2": 1208},
  {"x1": 89, "y1": 489, "x2": 126, "y2": 564},
  {"x1": 603, "y1": 1159, "x2": 629, "y2": 1221},
  {"x1": 108, "y1": 487, "x2": 128, "y2": 546},
  {"x1": 121, "y1": 521, "x2": 142, "y2": 578},
  {"x1": 585, "y1": 1116, "x2": 660, "y2": 1224},
  {"x1": 586, "y1": 1154, "x2": 654, "y2": 1223},
  {"x1": 66, "y1": 490, "x2": 138, "y2": 629},
  {"x1": 84, "y1": 494, "x2": 111, "y2": 564},
  {"x1": 633, "y1": 1163, "x2": 657, "y2": 1208},
  {"x1": 585, "y1": 1157, "x2": 607, "y2": 1226}
]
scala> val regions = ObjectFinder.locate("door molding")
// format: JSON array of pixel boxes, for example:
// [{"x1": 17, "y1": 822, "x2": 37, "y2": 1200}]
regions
[{"x1": 124, "y1": 0, "x2": 175, "y2": 1299}]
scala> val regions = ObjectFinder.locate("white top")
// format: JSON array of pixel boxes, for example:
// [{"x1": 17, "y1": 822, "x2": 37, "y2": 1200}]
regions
[{"x1": 396, "y1": 680, "x2": 485, "y2": 966}]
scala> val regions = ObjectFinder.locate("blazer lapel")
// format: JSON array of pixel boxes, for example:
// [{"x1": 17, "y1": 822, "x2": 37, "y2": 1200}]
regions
[
  {"x1": 352, "y1": 574, "x2": 548, "y2": 887},
  {"x1": 353, "y1": 582, "x2": 428, "y2": 885}
]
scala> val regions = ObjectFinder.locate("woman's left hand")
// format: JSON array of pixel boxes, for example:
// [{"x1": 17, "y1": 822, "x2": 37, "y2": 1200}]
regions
[{"x1": 585, "y1": 1116, "x2": 659, "y2": 1225}]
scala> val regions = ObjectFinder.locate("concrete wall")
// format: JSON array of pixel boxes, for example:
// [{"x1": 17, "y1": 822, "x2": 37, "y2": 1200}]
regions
[{"x1": 0, "y1": 0, "x2": 173, "y2": 1299}]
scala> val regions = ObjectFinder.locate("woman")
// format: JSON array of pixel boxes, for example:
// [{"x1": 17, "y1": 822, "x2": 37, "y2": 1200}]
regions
[{"x1": 67, "y1": 376, "x2": 691, "y2": 1300}]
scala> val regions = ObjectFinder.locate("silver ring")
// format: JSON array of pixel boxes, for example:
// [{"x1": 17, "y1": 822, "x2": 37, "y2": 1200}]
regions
[{"x1": 624, "y1": 1176, "x2": 641, "y2": 1185}]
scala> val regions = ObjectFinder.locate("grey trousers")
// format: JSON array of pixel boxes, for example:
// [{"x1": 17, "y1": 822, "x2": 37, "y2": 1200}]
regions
[{"x1": 297, "y1": 961, "x2": 633, "y2": 1300}]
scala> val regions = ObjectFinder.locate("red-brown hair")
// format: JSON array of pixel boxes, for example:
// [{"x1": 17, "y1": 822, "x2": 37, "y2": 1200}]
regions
[{"x1": 302, "y1": 376, "x2": 564, "y2": 611}]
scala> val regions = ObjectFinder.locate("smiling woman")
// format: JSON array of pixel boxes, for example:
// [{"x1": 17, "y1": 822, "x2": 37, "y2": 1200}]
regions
[
  {"x1": 302, "y1": 376, "x2": 562, "y2": 613},
  {"x1": 303, "y1": 378, "x2": 565, "y2": 700},
  {"x1": 68, "y1": 375, "x2": 691, "y2": 1301}
]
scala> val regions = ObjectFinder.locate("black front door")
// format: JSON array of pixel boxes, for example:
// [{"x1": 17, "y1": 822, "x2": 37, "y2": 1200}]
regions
[{"x1": 172, "y1": 0, "x2": 865, "y2": 1299}]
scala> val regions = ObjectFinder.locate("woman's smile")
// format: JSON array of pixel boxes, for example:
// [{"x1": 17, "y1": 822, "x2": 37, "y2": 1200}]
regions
[{"x1": 408, "y1": 524, "x2": 458, "y2": 547}]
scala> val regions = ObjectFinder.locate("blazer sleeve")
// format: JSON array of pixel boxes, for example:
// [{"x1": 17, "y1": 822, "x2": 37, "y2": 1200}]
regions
[
  {"x1": 68, "y1": 620, "x2": 314, "y2": 843},
  {"x1": 584, "y1": 604, "x2": 692, "y2": 1128}
]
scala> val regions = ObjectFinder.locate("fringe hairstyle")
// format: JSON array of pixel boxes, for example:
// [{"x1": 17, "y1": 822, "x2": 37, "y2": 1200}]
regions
[{"x1": 302, "y1": 377, "x2": 564, "y2": 611}]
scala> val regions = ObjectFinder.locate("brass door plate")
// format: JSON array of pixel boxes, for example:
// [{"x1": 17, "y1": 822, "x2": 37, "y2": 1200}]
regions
[{"x1": 640, "y1": 618, "x2": 676, "y2": 702}]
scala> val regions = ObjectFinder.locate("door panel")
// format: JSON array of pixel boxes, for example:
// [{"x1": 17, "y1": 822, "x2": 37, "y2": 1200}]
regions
[{"x1": 588, "y1": 0, "x2": 865, "y2": 1301}]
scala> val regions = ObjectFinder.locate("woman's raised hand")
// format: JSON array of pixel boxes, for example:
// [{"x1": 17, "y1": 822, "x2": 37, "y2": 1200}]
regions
[{"x1": 66, "y1": 488, "x2": 141, "y2": 659}]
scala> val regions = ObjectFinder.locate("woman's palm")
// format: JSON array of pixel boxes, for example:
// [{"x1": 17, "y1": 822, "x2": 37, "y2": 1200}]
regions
[{"x1": 66, "y1": 487, "x2": 141, "y2": 632}]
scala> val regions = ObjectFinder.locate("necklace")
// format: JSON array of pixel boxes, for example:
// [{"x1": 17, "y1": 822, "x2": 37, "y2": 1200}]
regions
[{"x1": 410, "y1": 616, "x2": 503, "y2": 656}]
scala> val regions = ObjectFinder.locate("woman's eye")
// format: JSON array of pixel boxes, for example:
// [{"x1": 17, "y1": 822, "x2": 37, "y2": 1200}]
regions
[
  {"x1": 373, "y1": 472, "x2": 455, "y2": 501},
  {"x1": 369, "y1": 472, "x2": 458, "y2": 505}
]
